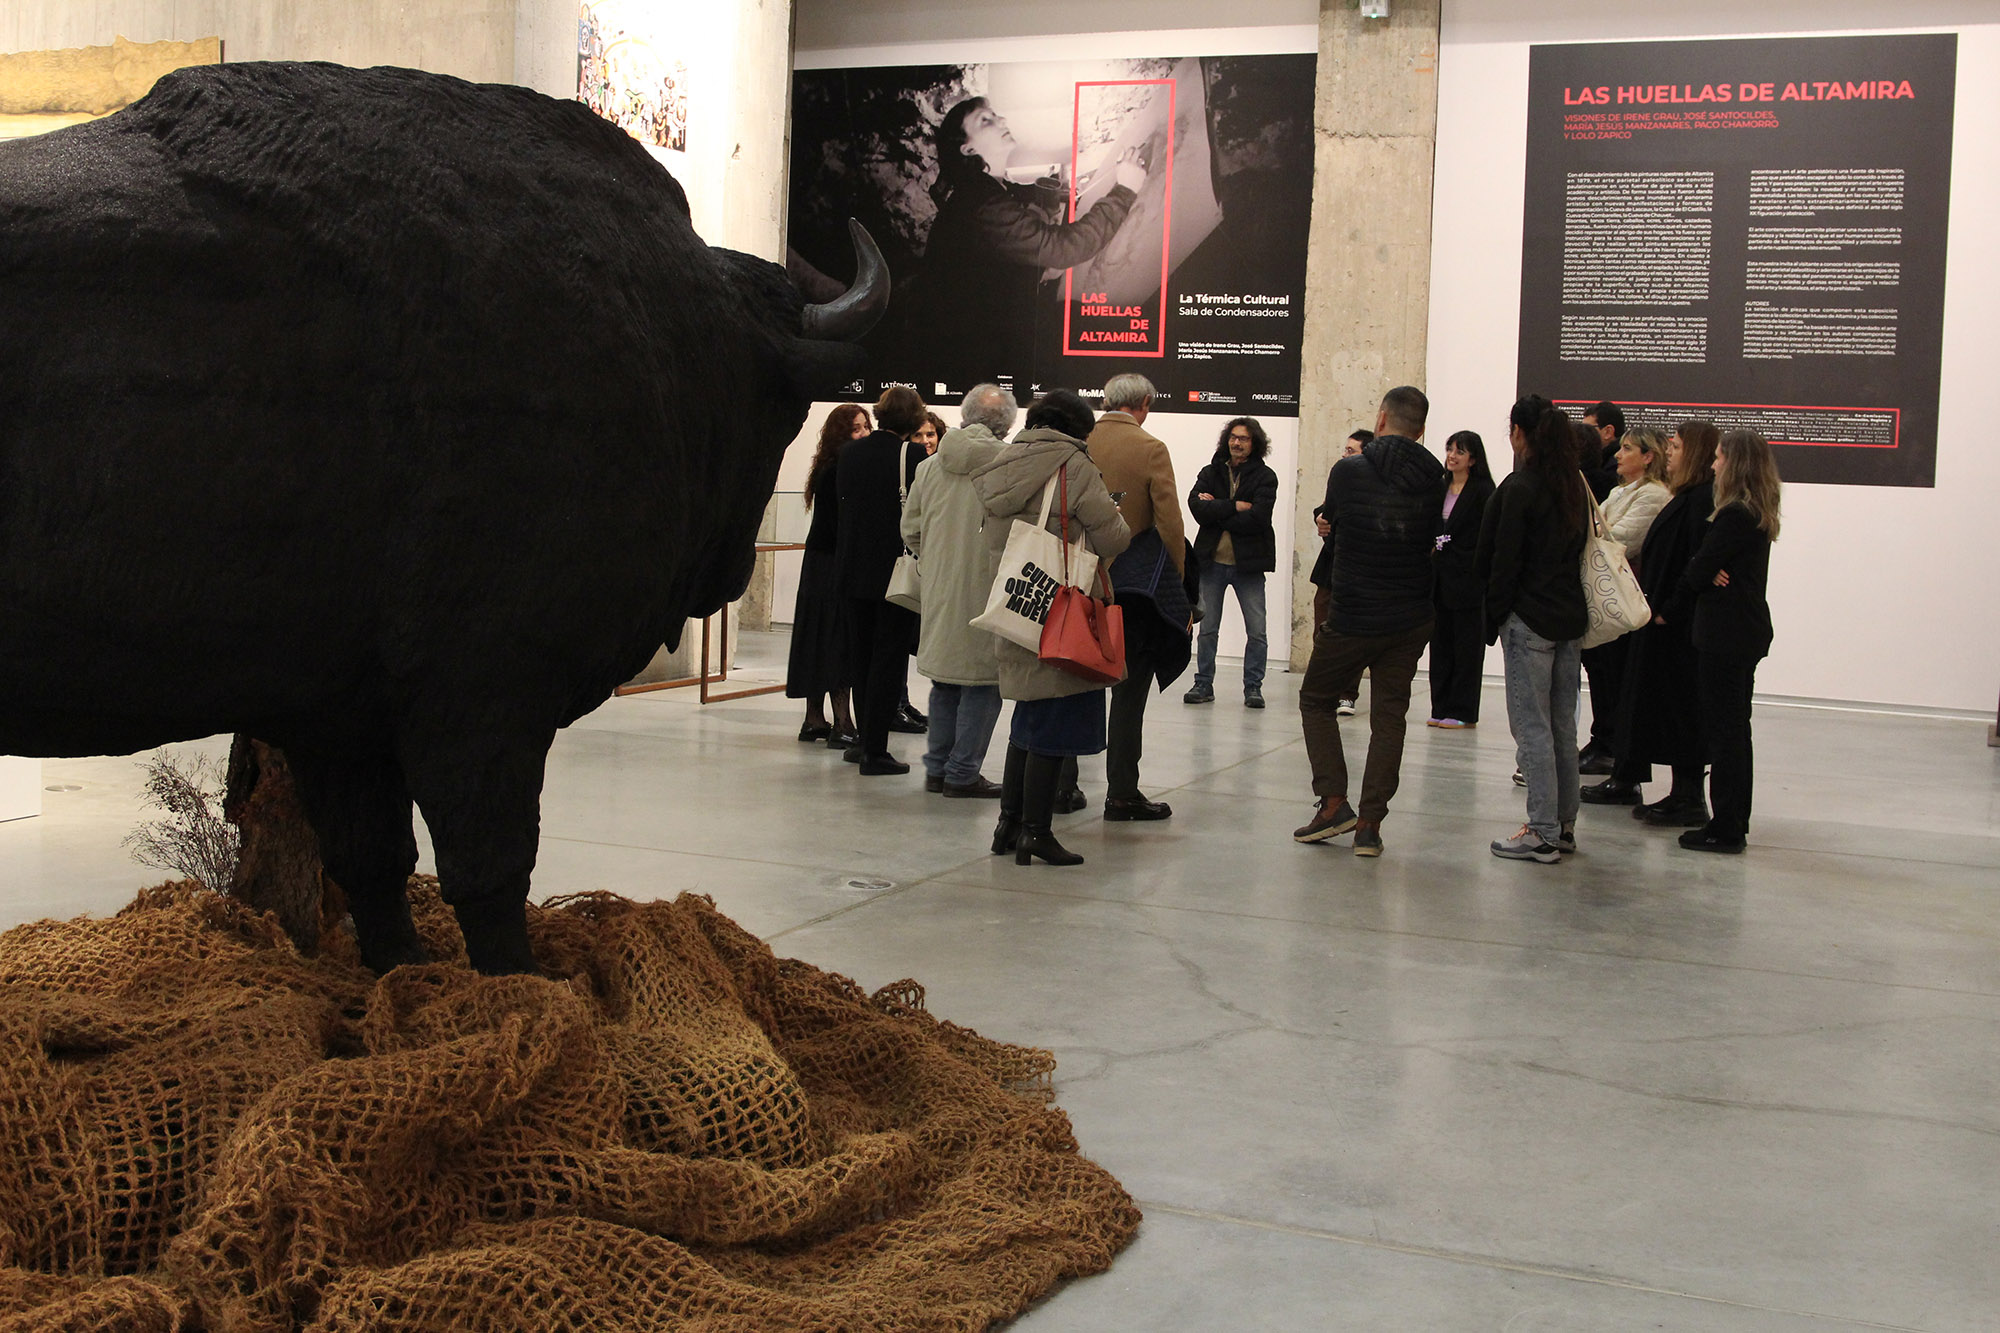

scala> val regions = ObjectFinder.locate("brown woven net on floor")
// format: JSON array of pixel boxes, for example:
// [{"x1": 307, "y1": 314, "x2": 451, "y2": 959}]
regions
[{"x1": 0, "y1": 880, "x2": 1139, "y2": 1332}]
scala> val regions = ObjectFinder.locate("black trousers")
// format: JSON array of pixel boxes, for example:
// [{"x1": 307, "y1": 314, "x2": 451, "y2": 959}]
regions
[
  {"x1": 1580, "y1": 636, "x2": 1628, "y2": 749},
  {"x1": 1105, "y1": 638, "x2": 1161, "y2": 800},
  {"x1": 846, "y1": 597, "x2": 918, "y2": 759},
  {"x1": 1428, "y1": 604, "x2": 1486, "y2": 724},
  {"x1": 1698, "y1": 651, "x2": 1759, "y2": 839}
]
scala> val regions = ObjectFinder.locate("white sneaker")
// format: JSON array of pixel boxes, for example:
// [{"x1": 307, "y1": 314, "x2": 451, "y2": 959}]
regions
[
  {"x1": 1491, "y1": 826, "x2": 1561, "y2": 863},
  {"x1": 1336, "y1": 698, "x2": 1357, "y2": 717}
]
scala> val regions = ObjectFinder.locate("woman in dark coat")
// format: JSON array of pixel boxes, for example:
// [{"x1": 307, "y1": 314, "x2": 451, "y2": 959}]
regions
[
  {"x1": 1428, "y1": 429, "x2": 1495, "y2": 727},
  {"x1": 1599, "y1": 419, "x2": 1721, "y2": 827},
  {"x1": 1658, "y1": 430, "x2": 1781, "y2": 853},
  {"x1": 1185, "y1": 418, "x2": 1281, "y2": 707},
  {"x1": 832, "y1": 386, "x2": 928, "y2": 773},
  {"x1": 785, "y1": 404, "x2": 870, "y2": 746}
]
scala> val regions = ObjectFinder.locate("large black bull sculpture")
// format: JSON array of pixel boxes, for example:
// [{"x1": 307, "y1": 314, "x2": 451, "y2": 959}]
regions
[{"x1": 0, "y1": 63, "x2": 884, "y2": 973}]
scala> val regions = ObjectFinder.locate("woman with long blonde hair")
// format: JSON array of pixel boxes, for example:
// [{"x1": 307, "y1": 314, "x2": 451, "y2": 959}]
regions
[{"x1": 1656, "y1": 430, "x2": 1780, "y2": 853}]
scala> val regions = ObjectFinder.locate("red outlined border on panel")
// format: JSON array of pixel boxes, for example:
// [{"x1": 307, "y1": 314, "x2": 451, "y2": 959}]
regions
[
  {"x1": 1061, "y1": 78, "x2": 1174, "y2": 358},
  {"x1": 1553, "y1": 399, "x2": 1901, "y2": 449}
]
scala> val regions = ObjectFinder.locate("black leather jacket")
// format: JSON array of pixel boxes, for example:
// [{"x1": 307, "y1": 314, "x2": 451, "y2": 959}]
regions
[{"x1": 1321, "y1": 436, "x2": 1448, "y2": 636}]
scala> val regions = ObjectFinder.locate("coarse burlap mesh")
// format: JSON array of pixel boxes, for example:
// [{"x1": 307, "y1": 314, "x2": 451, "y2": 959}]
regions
[{"x1": 0, "y1": 880, "x2": 1139, "y2": 1331}]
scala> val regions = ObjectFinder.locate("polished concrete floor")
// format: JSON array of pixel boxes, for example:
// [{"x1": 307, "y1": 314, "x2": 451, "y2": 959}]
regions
[{"x1": 4, "y1": 650, "x2": 1997, "y2": 1331}]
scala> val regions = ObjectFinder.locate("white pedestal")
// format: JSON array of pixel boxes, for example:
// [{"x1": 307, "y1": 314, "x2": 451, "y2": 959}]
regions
[{"x1": 0, "y1": 756, "x2": 41, "y2": 822}]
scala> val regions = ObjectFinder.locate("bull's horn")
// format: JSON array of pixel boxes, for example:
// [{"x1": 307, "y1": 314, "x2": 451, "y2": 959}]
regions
[{"x1": 800, "y1": 218, "x2": 889, "y2": 341}]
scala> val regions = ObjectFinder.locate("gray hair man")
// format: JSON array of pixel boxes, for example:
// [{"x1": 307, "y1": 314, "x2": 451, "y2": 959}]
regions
[
  {"x1": 1082, "y1": 372, "x2": 1190, "y2": 822},
  {"x1": 900, "y1": 383, "x2": 1019, "y2": 796},
  {"x1": 960, "y1": 381, "x2": 1019, "y2": 438}
]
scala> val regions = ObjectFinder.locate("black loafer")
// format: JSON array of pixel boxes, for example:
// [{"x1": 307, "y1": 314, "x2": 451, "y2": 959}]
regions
[
  {"x1": 827, "y1": 731, "x2": 859, "y2": 752},
  {"x1": 799, "y1": 721, "x2": 834, "y2": 743},
  {"x1": 1103, "y1": 796, "x2": 1172, "y2": 821},
  {"x1": 843, "y1": 745, "x2": 864, "y2": 764},
  {"x1": 858, "y1": 754, "x2": 910, "y2": 776},
  {"x1": 1580, "y1": 778, "x2": 1641, "y2": 805},
  {"x1": 1053, "y1": 786, "x2": 1088, "y2": 815},
  {"x1": 943, "y1": 777, "x2": 1004, "y2": 799},
  {"x1": 924, "y1": 774, "x2": 945, "y2": 793},
  {"x1": 1678, "y1": 827, "x2": 1745, "y2": 854},
  {"x1": 1643, "y1": 797, "x2": 1710, "y2": 828}
]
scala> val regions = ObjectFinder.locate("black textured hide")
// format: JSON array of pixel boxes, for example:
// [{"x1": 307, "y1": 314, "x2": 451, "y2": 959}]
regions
[{"x1": 0, "y1": 62, "x2": 858, "y2": 972}]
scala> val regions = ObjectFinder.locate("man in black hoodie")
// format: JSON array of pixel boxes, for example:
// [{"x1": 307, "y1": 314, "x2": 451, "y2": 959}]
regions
[{"x1": 1294, "y1": 386, "x2": 1448, "y2": 856}]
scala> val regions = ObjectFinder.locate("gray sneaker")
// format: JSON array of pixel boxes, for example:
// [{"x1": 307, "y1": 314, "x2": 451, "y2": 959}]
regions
[
  {"x1": 1491, "y1": 825, "x2": 1561, "y2": 863},
  {"x1": 1353, "y1": 822, "x2": 1383, "y2": 857}
]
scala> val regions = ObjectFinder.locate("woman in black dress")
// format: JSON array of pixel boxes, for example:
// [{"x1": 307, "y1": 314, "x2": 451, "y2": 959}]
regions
[
  {"x1": 1659, "y1": 430, "x2": 1781, "y2": 853},
  {"x1": 1428, "y1": 429, "x2": 1495, "y2": 727},
  {"x1": 785, "y1": 403, "x2": 869, "y2": 746}
]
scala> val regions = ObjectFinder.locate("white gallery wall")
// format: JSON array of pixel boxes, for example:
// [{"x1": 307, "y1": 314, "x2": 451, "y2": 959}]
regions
[
  {"x1": 513, "y1": 0, "x2": 792, "y2": 261},
  {"x1": 1426, "y1": 0, "x2": 2000, "y2": 711},
  {"x1": 780, "y1": 1, "x2": 1321, "y2": 666}
]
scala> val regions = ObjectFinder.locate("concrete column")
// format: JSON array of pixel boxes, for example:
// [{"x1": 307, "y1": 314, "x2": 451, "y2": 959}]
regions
[{"x1": 1289, "y1": 0, "x2": 1441, "y2": 668}]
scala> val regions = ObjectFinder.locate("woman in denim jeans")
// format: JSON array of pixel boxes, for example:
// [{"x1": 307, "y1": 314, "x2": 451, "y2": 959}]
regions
[{"x1": 1474, "y1": 397, "x2": 1591, "y2": 863}]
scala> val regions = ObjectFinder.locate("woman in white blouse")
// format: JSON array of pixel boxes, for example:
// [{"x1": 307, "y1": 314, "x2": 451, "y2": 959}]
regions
[{"x1": 1579, "y1": 426, "x2": 1673, "y2": 800}]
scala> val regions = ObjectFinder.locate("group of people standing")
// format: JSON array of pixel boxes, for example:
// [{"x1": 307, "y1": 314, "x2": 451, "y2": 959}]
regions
[
  {"x1": 1297, "y1": 387, "x2": 1782, "y2": 861},
  {"x1": 785, "y1": 376, "x2": 1783, "y2": 868},
  {"x1": 785, "y1": 376, "x2": 1267, "y2": 866}
]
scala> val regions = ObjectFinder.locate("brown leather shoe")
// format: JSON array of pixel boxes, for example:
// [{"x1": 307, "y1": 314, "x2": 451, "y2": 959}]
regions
[{"x1": 942, "y1": 776, "x2": 1003, "y2": 799}]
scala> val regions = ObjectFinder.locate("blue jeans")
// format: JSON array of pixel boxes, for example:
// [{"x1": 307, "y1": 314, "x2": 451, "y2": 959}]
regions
[
  {"x1": 1501, "y1": 614, "x2": 1582, "y2": 842},
  {"x1": 1194, "y1": 560, "x2": 1268, "y2": 692},
  {"x1": 924, "y1": 683, "x2": 1003, "y2": 784}
]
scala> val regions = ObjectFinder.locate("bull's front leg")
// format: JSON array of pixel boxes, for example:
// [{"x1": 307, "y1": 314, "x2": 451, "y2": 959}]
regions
[{"x1": 400, "y1": 724, "x2": 552, "y2": 976}]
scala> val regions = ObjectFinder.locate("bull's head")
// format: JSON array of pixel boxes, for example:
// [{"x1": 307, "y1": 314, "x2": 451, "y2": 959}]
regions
[
  {"x1": 801, "y1": 219, "x2": 889, "y2": 344},
  {"x1": 717, "y1": 218, "x2": 887, "y2": 405}
]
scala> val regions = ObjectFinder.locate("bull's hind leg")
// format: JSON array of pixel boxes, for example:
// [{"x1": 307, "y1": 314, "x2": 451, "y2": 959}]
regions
[
  {"x1": 285, "y1": 748, "x2": 427, "y2": 973},
  {"x1": 400, "y1": 733, "x2": 550, "y2": 976}
]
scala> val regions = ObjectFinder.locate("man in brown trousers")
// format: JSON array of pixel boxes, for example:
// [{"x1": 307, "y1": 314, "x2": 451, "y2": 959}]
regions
[
  {"x1": 1085, "y1": 373, "x2": 1188, "y2": 821},
  {"x1": 1294, "y1": 386, "x2": 1446, "y2": 856}
]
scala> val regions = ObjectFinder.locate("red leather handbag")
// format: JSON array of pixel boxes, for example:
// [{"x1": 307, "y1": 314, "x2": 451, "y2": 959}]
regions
[{"x1": 1038, "y1": 467, "x2": 1127, "y2": 684}]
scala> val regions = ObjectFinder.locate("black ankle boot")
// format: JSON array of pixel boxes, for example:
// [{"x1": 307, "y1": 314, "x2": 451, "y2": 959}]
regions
[
  {"x1": 994, "y1": 745, "x2": 1027, "y2": 854},
  {"x1": 1015, "y1": 826, "x2": 1084, "y2": 866},
  {"x1": 1015, "y1": 753, "x2": 1082, "y2": 864}
]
